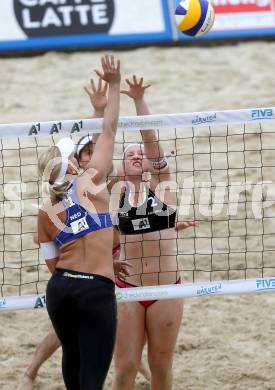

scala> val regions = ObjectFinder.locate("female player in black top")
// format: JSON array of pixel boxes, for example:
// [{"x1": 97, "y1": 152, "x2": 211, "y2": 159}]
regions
[
  {"x1": 77, "y1": 74, "x2": 197, "y2": 390},
  {"x1": 111, "y1": 76, "x2": 198, "y2": 390},
  {"x1": 66, "y1": 75, "x2": 197, "y2": 390}
]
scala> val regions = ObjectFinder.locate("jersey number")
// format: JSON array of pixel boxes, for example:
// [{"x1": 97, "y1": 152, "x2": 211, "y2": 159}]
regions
[{"x1": 148, "y1": 197, "x2": 158, "y2": 208}]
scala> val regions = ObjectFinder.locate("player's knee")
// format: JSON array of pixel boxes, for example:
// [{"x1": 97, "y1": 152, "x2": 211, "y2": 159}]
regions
[
  {"x1": 115, "y1": 359, "x2": 140, "y2": 382},
  {"x1": 148, "y1": 350, "x2": 173, "y2": 372},
  {"x1": 149, "y1": 361, "x2": 173, "y2": 381}
]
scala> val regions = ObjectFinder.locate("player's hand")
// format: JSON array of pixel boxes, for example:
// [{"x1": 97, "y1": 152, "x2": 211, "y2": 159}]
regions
[
  {"x1": 113, "y1": 260, "x2": 133, "y2": 277},
  {"x1": 94, "y1": 54, "x2": 121, "y2": 85},
  {"x1": 175, "y1": 220, "x2": 199, "y2": 231},
  {"x1": 121, "y1": 75, "x2": 151, "y2": 101},
  {"x1": 84, "y1": 77, "x2": 108, "y2": 113}
]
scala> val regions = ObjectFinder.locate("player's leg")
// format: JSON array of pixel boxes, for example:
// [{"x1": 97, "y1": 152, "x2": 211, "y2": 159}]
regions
[
  {"x1": 78, "y1": 276, "x2": 117, "y2": 390},
  {"x1": 112, "y1": 302, "x2": 146, "y2": 390},
  {"x1": 146, "y1": 299, "x2": 183, "y2": 390},
  {"x1": 46, "y1": 273, "x2": 81, "y2": 390},
  {"x1": 138, "y1": 341, "x2": 151, "y2": 382},
  {"x1": 21, "y1": 325, "x2": 60, "y2": 389}
]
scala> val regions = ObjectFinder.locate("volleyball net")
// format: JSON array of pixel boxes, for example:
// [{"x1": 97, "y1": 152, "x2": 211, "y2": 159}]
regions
[{"x1": 1, "y1": 107, "x2": 275, "y2": 312}]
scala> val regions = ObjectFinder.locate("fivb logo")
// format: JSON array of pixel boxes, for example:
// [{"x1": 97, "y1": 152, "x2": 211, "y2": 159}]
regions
[
  {"x1": 251, "y1": 108, "x2": 274, "y2": 120},
  {"x1": 256, "y1": 278, "x2": 275, "y2": 291}
]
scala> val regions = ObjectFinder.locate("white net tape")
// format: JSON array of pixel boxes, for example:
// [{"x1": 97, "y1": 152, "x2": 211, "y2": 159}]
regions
[
  {"x1": 1, "y1": 278, "x2": 274, "y2": 311},
  {"x1": 0, "y1": 107, "x2": 274, "y2": 137}
]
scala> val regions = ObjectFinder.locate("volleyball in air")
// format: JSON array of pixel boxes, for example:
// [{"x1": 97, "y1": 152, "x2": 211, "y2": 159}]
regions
[{"x1": 174, "y1": 0, "x2": 215, "y2": 37}]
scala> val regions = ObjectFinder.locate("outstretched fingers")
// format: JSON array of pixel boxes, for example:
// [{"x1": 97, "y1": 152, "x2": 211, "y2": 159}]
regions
[
  {"x1": 97, "y1": 77, "x2": 102, "y2": 91},
  {"x1": 94, "y1": 68, "x2": 104, "y2": 80},
  {"x1": 144, "y1": 83, "x2": 152, "y2": 89},
  {"x1": 103, "y1": 54, "x2": 119, "y2": 72},
  {"x1": 110, "y1": 54, "x2": 115, "y2": 69},
  {"x1": 96, "y1": 77, "x2": 108, "y2": 93},
  {"x1": 125, "y1": 78, "x2": 134, "y2": 87},
  {"x1": 95, "y1": 54, "x2": 121, "y2": 83},
  {"x1": 83, "y1": 78, "x2": 95, "y2": 96},
  {"x1": 114, "y1": 260, "x2": 133, "y2": 277},
  {"x1": 83, "y1": 85, "x2": 91, "y2": 97},
  {"x1": 115, "y1": 58, "x2": 120, "y2": 72},
  {"x1": 102, "y1": 80, "x2": 108, "y2": 94},
  {"x1": 175, "y1": 220, "x2": 200, "y2": 231},
  {"x1": 91, "y1": 78, "x2": 96, "y2": 93},
  {"x1": 128, "y1": 75, "x2": 151, "y2": 89}
]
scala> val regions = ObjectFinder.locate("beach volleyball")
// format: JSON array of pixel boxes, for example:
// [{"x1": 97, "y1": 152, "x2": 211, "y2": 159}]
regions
[{"x1": 174, "y1": 0, "x2": 215, "y2": 37}]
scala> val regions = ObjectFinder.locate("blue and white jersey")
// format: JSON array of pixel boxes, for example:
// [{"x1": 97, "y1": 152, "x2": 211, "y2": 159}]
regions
[{"x1": 54, "y1": 180, "x2": 112, "y2": 247}]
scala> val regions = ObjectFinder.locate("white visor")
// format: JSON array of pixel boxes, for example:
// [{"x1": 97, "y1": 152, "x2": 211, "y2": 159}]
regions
[
  {"x1": 54, "y1": 138, "x2": 75, "y2": 184},
  {"x1": 76, "y1": 135, "x2": 93, "y2": 158}
]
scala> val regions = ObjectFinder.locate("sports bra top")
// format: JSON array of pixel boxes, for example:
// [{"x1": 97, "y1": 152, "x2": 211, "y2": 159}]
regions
[
  {"x1": 54, "y1": 180, "x2": 112, "y2": 247},
  {"x1": 114, "y1": 185, "x2": 176, "y2": 235}
]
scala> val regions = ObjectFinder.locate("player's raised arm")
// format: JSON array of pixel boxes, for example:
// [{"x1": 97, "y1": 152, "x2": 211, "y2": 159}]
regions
[
  {"x1": 86, "y1": 55, "x2": 121, "y2": 181},
  {"x1": 121, "y1": 75, "x2": 168, "y2": 172},
  {"x1": 84, "y1": 76, "x2": 108, "y2": 146}
]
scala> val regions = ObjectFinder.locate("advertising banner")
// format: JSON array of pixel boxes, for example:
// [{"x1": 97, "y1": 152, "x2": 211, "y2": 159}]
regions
[
  {"x1": 213, "y1": 0, "x2": 275, "y2": 31},
  {"x1": 1, "y1": 1, "x2": 275, "y2": 53},
  {"x1": 0, "y1": 0, "x2": 173, "y2": 52},
  {"x1": 175, "y1": 0, "x2": 275, "y2": 40}
]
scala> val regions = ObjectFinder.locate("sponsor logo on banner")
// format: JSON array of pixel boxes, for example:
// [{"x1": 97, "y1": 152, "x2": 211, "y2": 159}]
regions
[
  {"x1": 0, "y1": 298, "x2": 7, "y2": 308},
  {"x1": 197, "y1": 283, "x2": 222, "y2": 296},
  {"x1": 251, "y1": 108, "x2": 274, "y2": 120},
  {"x1": 211, "y1": 0, "x2": 275, "y2": 30},
  {"x1": 118, "y1": 119, "x2": 164, "y2": 130},
  {"x1": 34, "y1": 294, "x2": 46, "y2": 309},
  {"x1": 115, "y1": 289, "x2": 168, "y2": 301},
  {"x1": 256, "y1": 278, "x2": 275, "y2": 291},
  {"x1": 13, "y1": 0, "x2": 115, "y2": 38},
  {"x1": 212, "y1": 0, "x2": 273, "y2": 13},
  {"x1": 192, "y1": 113, "x2": 217, "y2": 126},
  {"x1": 28, "y1": 120, "x2": 83, "y2": 136}
]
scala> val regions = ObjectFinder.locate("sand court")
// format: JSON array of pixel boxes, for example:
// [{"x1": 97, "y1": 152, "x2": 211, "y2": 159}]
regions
[{"x1": 0, "y1": 42, "x2": 275, "y2": 389}]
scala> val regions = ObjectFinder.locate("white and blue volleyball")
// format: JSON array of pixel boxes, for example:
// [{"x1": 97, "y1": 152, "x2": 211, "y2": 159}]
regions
[{"x1": 174, "y1": 0, "x2": 215, "y2": 37}]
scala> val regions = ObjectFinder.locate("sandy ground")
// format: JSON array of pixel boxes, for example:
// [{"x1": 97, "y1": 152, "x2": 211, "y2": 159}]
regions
[{"x1": 1, "y1": 41, "x2": 275, "y2": 389}]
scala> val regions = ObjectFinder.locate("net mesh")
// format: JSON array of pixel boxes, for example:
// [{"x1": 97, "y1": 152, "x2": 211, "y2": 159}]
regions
[{"x1": 1, "y1": 112, "x2": 275, "y2": 299}]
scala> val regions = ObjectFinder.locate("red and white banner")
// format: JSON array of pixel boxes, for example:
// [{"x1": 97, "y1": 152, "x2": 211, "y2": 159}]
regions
[{"x1": 212, "y1": 0, "x2": 275, "y2": 30}]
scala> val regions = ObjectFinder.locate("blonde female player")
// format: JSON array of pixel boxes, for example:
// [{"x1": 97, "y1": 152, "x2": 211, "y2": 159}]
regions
[
  {"x1": 110, "y1": 76, "x2": 198, "y2": 390},
  {"x1": 21, "y1": 75, "x2": 146, "y2": 390},
  {"x1": 36, "y1": 54, "x2": 120, "y2": 390}
]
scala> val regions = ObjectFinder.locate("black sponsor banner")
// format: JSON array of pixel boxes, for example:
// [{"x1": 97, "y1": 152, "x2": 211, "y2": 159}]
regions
[{"x1": 13, "y1": 0, "x2": 115, "y2": 37}]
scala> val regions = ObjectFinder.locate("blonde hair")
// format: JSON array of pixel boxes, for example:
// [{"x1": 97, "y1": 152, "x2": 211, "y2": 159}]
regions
[{"x1": 38, "y1": 146, "x2": 70, "y2": 198}]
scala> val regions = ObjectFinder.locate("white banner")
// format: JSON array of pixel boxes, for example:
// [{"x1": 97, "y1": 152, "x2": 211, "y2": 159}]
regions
[{"x1": 0, "y1": 0, "x2": 166, "y2": 41}]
